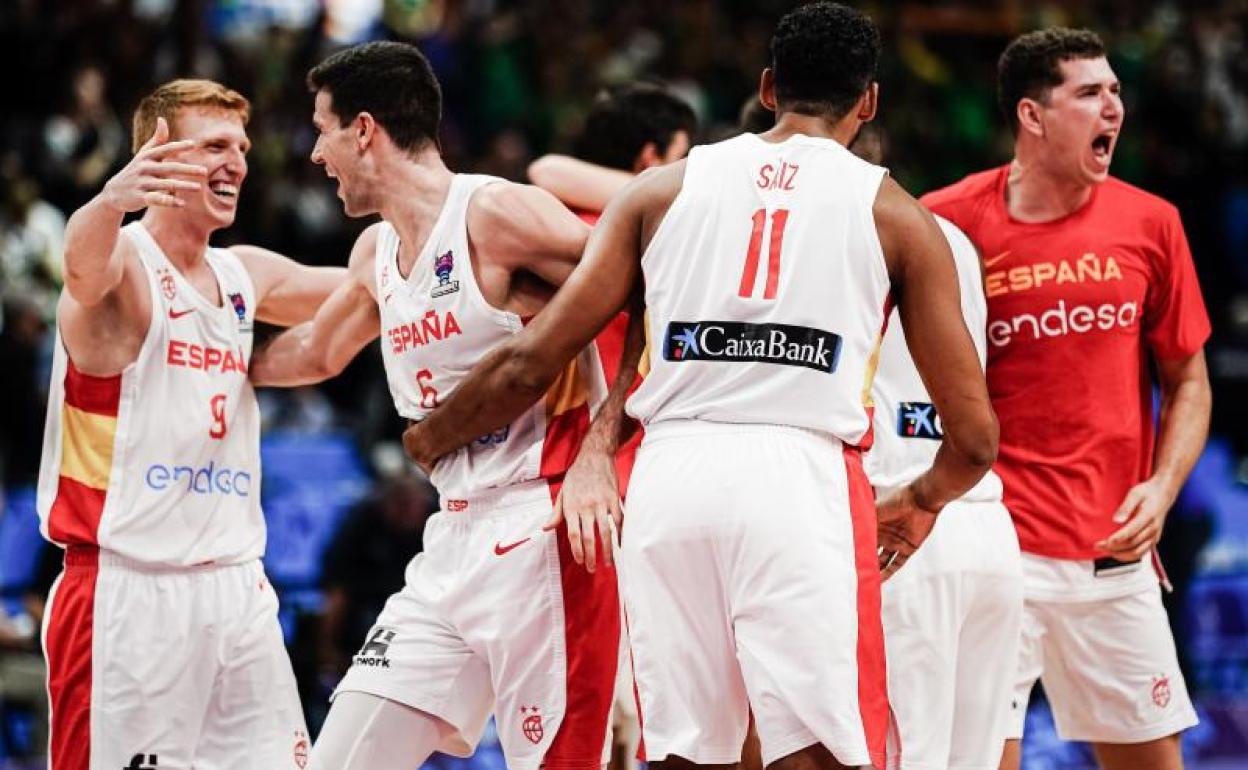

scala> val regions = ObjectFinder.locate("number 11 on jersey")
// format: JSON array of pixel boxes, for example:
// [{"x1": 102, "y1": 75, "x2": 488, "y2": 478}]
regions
[{"x1": 738, "y1": 208, "x2": 790, "y2": 300}]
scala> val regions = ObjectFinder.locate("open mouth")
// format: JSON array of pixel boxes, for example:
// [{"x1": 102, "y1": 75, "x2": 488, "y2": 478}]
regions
[
  {"x1": 208, "y1": 181, "x2": 238, "y2": 201},
  {"x1": 1091, "y1": 133, "x2": 1114, "y2": 163}
]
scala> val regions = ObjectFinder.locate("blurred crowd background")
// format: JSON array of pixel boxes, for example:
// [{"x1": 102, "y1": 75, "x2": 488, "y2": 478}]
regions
[{"x1": 1, "y1": 1, "x2": 1246, "y2": 768}]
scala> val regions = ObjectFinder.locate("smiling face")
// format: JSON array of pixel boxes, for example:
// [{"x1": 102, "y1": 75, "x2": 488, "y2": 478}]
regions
[
  {"x1": 1031, "y1": 57, "x2": 1124, "y2": 185},
  {"x1": 311, "y1": 89, "x2": 377, "y2": 218},
  {"x1": 170, "y1": 107, "x2": 250, "y2": 229}
]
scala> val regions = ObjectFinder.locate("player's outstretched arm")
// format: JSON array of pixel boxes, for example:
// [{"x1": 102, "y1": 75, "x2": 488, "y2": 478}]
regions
[
  {"x1": 527, "y1": 154, "x2": 634, "y2": 213},
  {"x1": 249, "y1": 226, "x2": 381, "y2": 387},
  {"x1": 402, "y1": 169, "x2": 667, "y2": 470},
  {"x1": 63, "y1": 117, "x2": 205, "y2": 308},
  {"x1": 231, "y1": 245, "x2": 346, "y2": 327},
  {"x1": 875, "y1": 177, "x2": 999, "y2": 578}
]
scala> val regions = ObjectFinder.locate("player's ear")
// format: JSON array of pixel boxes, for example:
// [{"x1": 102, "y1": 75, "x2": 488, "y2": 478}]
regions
[
  {"x1": 634, "y1": 142, "x2": 660, "y2": 173},
  {"x1": 857, "y1": 82, "x2": 879, "y2": 123},
  {"x1": 1016, "y1": 98, "x2": 1044, "y2": 138},
  {"x1": 355, "y1": 111, "x2": 377, "y2": 151},
  {"x1": 759, "y1": 68, "x2": 778, "y2": 112}
]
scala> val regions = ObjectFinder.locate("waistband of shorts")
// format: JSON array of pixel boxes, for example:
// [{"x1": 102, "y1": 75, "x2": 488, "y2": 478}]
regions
[
  {"x1": 642, "y1": 418, "x2": 847, "y2": 448},
  {"x1": 438, "y1": 477, "x2": 554, "y2": 516},
  {"x1": 63, "y1": 545, "x2": 256, "y2": 574}
]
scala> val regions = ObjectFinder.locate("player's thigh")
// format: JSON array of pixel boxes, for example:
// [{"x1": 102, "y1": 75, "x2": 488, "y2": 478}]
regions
[
  {"x1": 728, "y1": 432, "x2": 884, "y2": 769},
  {"x1": 309, "y1": 691, "x2": 457, "y2": 770},
  {"x1": 1039, "y1": 588, "x2": 1197, "y2": 744},
  {"x1": 333, "y1": 526, "x2": 493, "y2": 759},
  {"x1": 198, "y1": 564, "x2": 308, "y2": 769},
  {"x1": 949, "y1": 570, "x2": 1023, "y2": 770},
  {"x1": 618, "y1": 430, "x2": 752, "y2": 765},
  {"x1": 881, "y1": 572, "x2": 960, "y2": 769}
]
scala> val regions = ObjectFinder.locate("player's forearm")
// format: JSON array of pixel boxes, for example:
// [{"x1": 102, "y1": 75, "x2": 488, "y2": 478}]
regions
[
  {"x1": 1150, "y1": 367, "x2": 1211, "y2": 502},
  {"x1": 405, "y1": 343, "x2": 559, "y2": 467},
  {"x1": 910, "y1": 412, "x2": 998, "y2": 512},
  {"x1": 250, "y1": 323, "x2": 339, "y2": 387},
  {"x1": 584, "y1": 305, "x2": 646, "y2": 458},
  {"x1": 62, "y1": 194, "x2": 127, "y2": 306}
]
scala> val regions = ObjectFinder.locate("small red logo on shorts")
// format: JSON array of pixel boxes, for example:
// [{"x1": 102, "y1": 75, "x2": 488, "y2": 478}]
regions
[
  {"x1": 293, "y1": 731, "x2": 309, "y2": 768},
  {"x1": 1151, "y1": 675, "x2": 1171, "y2": 708},
  {"x1": 520, "y1": 705, "x2": 544, "y2": 744},
  {"x1": 494, "y1": 538, "x2": 531, "y2": 556},
  {"x1": 447, "y1": 499, "x2": 469, "y2": 512}
]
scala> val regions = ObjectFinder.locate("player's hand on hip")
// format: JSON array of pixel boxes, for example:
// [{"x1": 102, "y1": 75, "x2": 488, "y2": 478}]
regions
[
  {"x1": 544, "y1": 450, "x2": 621, "y2": 573},
  {"x1": 1096, "y1": 477, "x2": 1173, "y2": 561},
  {"x1": 875, "y1": 485, "x2": 939, "y2": 581},
  {"x1": 101, "y1": 117, "x2": 206, "y2": 213}
]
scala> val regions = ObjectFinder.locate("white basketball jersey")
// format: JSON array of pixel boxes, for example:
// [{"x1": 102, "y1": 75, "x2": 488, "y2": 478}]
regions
[
  {"x1": 376, "y1": 174, "x2": 603, "y2": 498},
  {"x1": 37, "y1": 222, "x2": 265, "y2": 566},
  {"x1": 626, "y1": 133, "x2": 891, "y2": 445},
  {"x1": 864, "y1": 216, "x2": 1003, "y2": 502}
]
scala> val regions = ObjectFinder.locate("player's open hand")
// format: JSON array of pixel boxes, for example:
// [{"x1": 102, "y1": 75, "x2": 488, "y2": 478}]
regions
[
  {"x1": 544, "y1": 449, "x2": 621, "y2": 573},
  {"x1": 101, "y1": 117, "x2": 207, "y2": 213},
  {"x1": 1096, "y1": 477, "x2": 1174, "y2": 561},
  {"x1": 875, "y1": 485, "x2": 939, "y2": 580}
]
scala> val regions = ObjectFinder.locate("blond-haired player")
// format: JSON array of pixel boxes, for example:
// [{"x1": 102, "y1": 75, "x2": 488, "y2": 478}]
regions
[{"x1": 38, "y1": 79, "x2": 342, "y2": 769}]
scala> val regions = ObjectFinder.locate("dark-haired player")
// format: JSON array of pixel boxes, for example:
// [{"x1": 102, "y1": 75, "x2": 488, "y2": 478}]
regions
[
  {"x1": 249, "y1": 42, "x2": 620, "y2": 770},
  {"x1": 922, "y1": 27, "x2": 1210, "y2": 770},
  {"x1": 402, "y1": 5, "x2": 999, "y2": 769}
]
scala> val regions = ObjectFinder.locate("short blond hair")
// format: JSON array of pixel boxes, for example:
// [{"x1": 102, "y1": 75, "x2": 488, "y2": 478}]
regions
[{"x1": 131, "y1": 79, "x2": 251, "y2": 153}]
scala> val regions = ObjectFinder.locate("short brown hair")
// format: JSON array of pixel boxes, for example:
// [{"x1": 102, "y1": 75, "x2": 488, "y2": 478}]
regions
[
  {"x1": 998, "y1": 28, "x2": 1106, "y2": 135},
  {"x1": 131, "y1": 79, "x2": 250, "y2": 153}
]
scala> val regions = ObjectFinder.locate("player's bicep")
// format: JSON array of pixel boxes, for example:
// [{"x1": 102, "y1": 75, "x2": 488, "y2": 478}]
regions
[{"x1": 487, "y1": 185, "x2": 590, "y2": 288}]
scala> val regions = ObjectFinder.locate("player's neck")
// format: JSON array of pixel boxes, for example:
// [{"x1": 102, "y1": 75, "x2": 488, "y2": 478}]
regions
[
  {"x1": 376, "y1": 152, "x2": 455, "y2": 267},
  {"x1": 1005, "y1": 152, "x2": 1095, "y2": 223},
  {"x1": 140, "y1": 210, "x2": 213, "y2": 271},
  {"x1": 765, "y1": 113, "x2": 859, "y2": 147}
]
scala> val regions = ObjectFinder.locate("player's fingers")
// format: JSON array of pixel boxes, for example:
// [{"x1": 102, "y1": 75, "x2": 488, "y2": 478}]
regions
[
  {"x1": 609, "y1": 498, "x2": 624, "y2": 539},
  {"x1": 141, "y1": 117, "x2": 170, "y2": 150},
  {"x1": 143, "y1": 190, "x2": 183, "y2": 208},
  {"x1": 597, "y1": 508, "x2": 614, "y2": 569},
  {"x1": 1112, "y1": 487, "x2": 1145, "y2": 524},
  {"x1": 543, "y1": 492, "x2": 565, "y2": 532},
  {"x1": 581, "y1": 510, "x2": 598, "y2": 573},
  {"x1": 565, "y1": 509, "x2": 584, "y2": 565},
  {"x1": 144, "y1": 138, "x2": 197, "y2": 159},
  {"x1": 144, "y1": 178, "x2": 203, "y2": 193},
  {"x1": 154, "y1": 161, "x2": 209, "y2": 177},
  {"x1": 1100, "y1": 514, "x2": 1148, "y2": 549}
]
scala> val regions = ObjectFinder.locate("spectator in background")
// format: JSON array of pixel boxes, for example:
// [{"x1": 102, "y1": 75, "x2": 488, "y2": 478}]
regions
[
  {"x1": 0, "y1": 542, "x2": 62, "y2": 762},
  {"x1": 318, "y1": 472, "x2": 435, "y2": 682},
  {"x1": 40, "y1": 64, "x2": 125, "y2": 212}
]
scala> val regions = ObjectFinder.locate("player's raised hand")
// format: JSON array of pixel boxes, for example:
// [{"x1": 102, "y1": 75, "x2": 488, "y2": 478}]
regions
[
  {"x1": 1096, "y1": 477, "x2": 1173, "y2": 561},
  {"x1": 544, "y1": 449, "x2": 621, "y2": 573},
  {"x1": 876, "y1": 485, "x2": 939, "y2": 580},
  {"x1": 101, "y1": 117, "x2": 207, "y2": 213}
]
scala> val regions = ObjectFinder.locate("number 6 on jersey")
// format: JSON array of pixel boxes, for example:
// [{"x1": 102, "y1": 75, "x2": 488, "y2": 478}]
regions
[{"x1": 738, "y1": 208, "x2": 790, "y2": 300}]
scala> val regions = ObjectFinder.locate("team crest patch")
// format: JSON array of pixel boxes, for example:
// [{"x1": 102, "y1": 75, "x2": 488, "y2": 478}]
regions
[
  {"x1": 432, "y1": 250, "x2": 460, "y2": 297},
  {"x1": 228, "y1": 292, "x2": 247, "y2": 321},
  {"x1": 1152, "y1": 675, "x2": 1171, "y2": 708},
  {"x1": 520, "y1": 705, "x2": 544, "y2": 744},
  {"x1": 293, "y1": 731, "x2": 309, "y2": 769},
  {"x1": 157, "y1": 268, "x2": 177, "y2": 301}
]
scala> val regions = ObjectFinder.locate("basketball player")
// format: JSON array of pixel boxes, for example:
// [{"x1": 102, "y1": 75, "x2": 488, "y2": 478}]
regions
[
  {"x1": 922, "y1": 28, "x2": 1211, "y2": 770},
  {"x1": 246, "y1": 42, "x2": 620, "y2": 770},
  {"x1": 38, "y1": 79, "x2": 344, "y2": 769},
  {"x1": 865, "y1": 215, "x2": 1023, "y2": 770},
  {"x1": 402, "y1": 5, "x2": 999, "y2": 769}
]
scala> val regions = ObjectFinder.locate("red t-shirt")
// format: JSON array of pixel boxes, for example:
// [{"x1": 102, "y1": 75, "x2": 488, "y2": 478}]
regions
[
  {"x1": 573, "y1": 207, "x2": 643, "y2": 494},
  {"x1": 922, "y1": 167, "x2": 1210, "y2": 559}
]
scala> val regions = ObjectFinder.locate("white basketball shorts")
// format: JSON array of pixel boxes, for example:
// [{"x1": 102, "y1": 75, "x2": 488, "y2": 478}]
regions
[
  {"x1": 619, "y1": 421, "x2": 888, "y2": 769},
  {"x1": 881, "y1": 499, "x2": 1023, "y2": 770},
  {"x1": 43, "y1": 547, "x2": 308, "y2": 770},
  {"x1": 331, "y1": 479, "x2": 620, "y2": 770},
  {"x1": 1007, "y1": 553, "x2": 1198, "y2": 743}
]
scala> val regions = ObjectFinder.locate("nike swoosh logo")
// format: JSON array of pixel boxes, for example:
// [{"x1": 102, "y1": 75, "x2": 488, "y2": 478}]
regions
[
  {"x1": 983, "y1": 250, "x2": 1011, "y2": 269},
  {"x1": 168, "y1": 307, "x2": 196, "y2": 319},
  {"x1": 493, "y1": 537, "x2": 531, "y2": 556}
]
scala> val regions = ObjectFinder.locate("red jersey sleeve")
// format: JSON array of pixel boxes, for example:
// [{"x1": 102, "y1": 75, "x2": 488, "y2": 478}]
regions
[{"x1": 1143, "y1": 206, "x2": 1211, "y2": 359}]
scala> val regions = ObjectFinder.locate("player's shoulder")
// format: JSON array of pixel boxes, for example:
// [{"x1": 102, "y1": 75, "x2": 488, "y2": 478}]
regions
[
  {"x1": 1099, "y1": 176, "x2": 1181, "y2": 223},
  {"x1": 920, "y1": 166, "x2": 1004, "y2": 213}
]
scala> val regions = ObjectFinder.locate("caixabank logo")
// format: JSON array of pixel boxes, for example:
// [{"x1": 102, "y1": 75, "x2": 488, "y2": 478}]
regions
[{"x1": 663, "y1": 320, "x2": 842, "y2": 373}]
